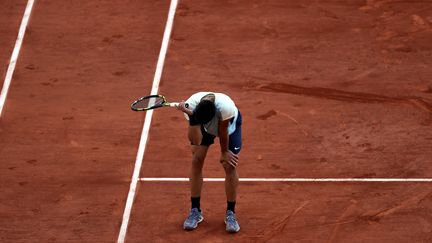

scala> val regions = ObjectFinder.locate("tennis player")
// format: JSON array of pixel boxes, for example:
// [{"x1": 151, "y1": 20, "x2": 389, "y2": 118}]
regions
[{"x1": 176, "y1": 92, "x2": 242, "y2": 233}]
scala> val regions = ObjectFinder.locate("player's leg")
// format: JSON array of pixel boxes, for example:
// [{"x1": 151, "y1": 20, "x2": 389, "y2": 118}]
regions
[
  {"x1": 189, "y1": 125, "x2": 215, "y2": 207},
  {"x1": 190, "y1": 145, "x2": 208, "y2": 202},
  {"x1": 222, "y1": 111, "x2": 242, "y2": 233},
  {"x1": 222, "y1": 145, "x2": 240, "y2": 233},
  {"x1": 224, "y1": 110, "x2": 242, "y2": 207},
  {"x1": 223, "y1": 162, "x2": 239, "y2": 200},
  {"x1": 184, "y1": 125, "x2": 215, "y2": 230}
]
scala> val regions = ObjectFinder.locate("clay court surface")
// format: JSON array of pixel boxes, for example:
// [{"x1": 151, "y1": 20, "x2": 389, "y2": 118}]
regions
[{"x1": 1, "y1": 0, "x2": 432, "y2": 242}]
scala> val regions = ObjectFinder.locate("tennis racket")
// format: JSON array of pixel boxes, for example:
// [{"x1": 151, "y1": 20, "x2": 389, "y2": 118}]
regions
[{"x1": 131, "y1": 95, "x2": 185, "y2": 111}]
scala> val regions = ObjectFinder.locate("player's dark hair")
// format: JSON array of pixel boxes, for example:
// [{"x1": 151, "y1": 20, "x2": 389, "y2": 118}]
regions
[{"x1": 194, "y1": 100, "x2": 216, "y2": 124}]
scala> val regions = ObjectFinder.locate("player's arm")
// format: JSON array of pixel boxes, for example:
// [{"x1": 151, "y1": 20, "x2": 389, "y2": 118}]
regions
[{"x1": 219, "y1": 119, "x2": 238, "y2": 167}]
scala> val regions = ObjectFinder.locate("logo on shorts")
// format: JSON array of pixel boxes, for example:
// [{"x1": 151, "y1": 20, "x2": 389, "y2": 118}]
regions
[{"x1": 234, "y1": 147, "x2": 240, "y2": 150}]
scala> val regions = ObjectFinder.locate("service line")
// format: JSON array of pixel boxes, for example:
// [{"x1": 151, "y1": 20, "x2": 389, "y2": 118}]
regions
[
  {"x1": 117, "y1": 1, "x2": 179, "y2": 243},
  {"x1": 0, "y1": 0, "x2": 35, "y2": 116},
  {"x1": 139, "y1": 177, "x2": 432, "y2": 182}
]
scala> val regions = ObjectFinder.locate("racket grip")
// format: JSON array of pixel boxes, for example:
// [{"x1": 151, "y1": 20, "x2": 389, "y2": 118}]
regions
[{"x1": 169, "y1": 102, "x2": 179, "y2": 107}]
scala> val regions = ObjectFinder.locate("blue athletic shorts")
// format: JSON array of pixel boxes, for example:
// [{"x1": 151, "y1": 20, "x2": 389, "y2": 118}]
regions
[{"x1": 191, "y1": 110, "x2": 242, "y2": 154}]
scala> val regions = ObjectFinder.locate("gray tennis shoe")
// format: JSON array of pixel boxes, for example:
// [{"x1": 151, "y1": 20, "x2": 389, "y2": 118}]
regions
[
  {"x1": 183, "y1": 208, "x2": 204, "y2": 230},
  {"x1": 225, "y1": 210, "x2": 240, "y2": 233}
]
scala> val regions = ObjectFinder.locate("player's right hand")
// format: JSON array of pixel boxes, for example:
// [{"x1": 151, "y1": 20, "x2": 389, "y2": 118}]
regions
[
  {"x1": 176, "y1": 101, "x2": 186, "y2": 110},
  {"x1": 177, "y1": 101, "x2": 193, "y2": 115}
]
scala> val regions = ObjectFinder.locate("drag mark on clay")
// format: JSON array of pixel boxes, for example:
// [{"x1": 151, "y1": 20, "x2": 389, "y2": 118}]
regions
[
  {"x1": 256, "y1": 109, "x2": 309, "y2": 136},
  {"x1": 254, "y1": 201, "x2": 309, "y2": 242},
  {"x1": 359, "y1": 188, "x2": 432, "y2": 222},
  {"x1": 251, "y1": 83, "x2": 432, "y2": 114},
  {"x1": 327, "y1": 204, "x2": 357, "y2": 243},
  {"x1": 275, "y1": 110, "x2": 309, "y2": 136}
]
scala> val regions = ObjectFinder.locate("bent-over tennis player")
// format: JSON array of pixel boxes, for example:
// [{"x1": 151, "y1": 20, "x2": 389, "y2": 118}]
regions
[{"x1": 176, "y1": 92, "x2": 242, "y2": 233}]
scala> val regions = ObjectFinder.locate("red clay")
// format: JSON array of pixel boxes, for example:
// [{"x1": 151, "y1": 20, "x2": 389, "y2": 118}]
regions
[
  {"x1": 1, "y1": 0, "x2": 432, "y2": 242},
  {"x1": 136, "y1": 0, "x2": 432, "y2": 242},
  {"x1": 128, "y1": 182, "x2": 432, "y2": 243}
]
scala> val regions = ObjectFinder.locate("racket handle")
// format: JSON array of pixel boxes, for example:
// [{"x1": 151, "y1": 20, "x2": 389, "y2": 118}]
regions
[{"x1": 169, "y1": 102, "x2": 179, "y2": 107}]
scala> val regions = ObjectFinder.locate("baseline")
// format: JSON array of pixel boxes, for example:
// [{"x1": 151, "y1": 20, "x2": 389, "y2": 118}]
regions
[{"x1": 139, "y1": 177, "x2": 432, "y2": 182}]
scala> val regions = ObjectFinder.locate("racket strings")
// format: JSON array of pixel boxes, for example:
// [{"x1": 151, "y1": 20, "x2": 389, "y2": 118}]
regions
[{"x1": 132, "y1": 96, "x2": 165, "y2": 110}]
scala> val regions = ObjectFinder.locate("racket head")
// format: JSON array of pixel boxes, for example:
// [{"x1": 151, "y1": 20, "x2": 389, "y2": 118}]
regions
[{"x1": 131, "y1": 95, "x2": 167, "y2": 111}]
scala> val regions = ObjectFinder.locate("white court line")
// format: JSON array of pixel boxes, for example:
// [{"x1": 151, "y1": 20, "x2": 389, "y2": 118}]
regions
[
  {"x1": 117, "y1": 1, "x2": 178, "y2": 243},
  {"x1": 139, "y1": 177, "x2": 432, "y2": 182},
  {"x1": 0, "y1": 0, "x2": 35, "y2": 116}
]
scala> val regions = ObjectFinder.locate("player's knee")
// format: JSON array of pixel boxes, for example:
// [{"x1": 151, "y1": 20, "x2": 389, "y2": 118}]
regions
[
  {"x1": 192, "y1": 154, "x2": 205, "y2": 165},
  {"x1": 189, "y1": 138, "x2": 201, "y2": 146}
]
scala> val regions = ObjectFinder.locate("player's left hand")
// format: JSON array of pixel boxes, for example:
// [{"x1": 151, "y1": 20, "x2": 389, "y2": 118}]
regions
[{"x1": 220, "y1": 151, "x2": 239, "y2": 168}]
